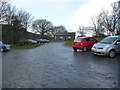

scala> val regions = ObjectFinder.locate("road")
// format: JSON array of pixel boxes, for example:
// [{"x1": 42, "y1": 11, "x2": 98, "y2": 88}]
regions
[{"x1": 2, "y1": 42, "x2": 119, "y2": 88}]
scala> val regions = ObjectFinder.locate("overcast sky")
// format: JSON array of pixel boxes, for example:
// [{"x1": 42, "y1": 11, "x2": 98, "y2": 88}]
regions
[{"x1": 11, "y1": 0, "x2": 118, "y2": 32}]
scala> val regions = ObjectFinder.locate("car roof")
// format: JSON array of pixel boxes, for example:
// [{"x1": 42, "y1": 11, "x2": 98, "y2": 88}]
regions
[{"x1": 76, "y1": 37, "x2": 92, "y2": 39}]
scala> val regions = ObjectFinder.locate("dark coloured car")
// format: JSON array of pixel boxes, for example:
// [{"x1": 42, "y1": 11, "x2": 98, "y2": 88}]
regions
[
  {"x1": 0, "y1": 41, "x2": 11, "y2": 52},
  {"x1": 35, "y1": 39, "x2": 49, "y2": 43},
  {"x1": 72, "y1": 37, "x2": 99, "y2": 52},
  {"x1": 20, "y1": 39, "x2": 37, "y2": 44}
]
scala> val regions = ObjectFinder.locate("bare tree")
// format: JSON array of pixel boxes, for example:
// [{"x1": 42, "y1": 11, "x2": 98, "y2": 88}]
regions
[
  {"x1": 102, "y1": 2, "x2": 119, "y2": 36},
  {"x1": 77, "y1": 26, "x2": 87, "y2": 37},
  {"x1": 32, "y1": 19, "x2": 53, "y2": 36},
  {"x1": 18, "y1": 10, "x2": 34, "y2": 29},
  {"x1": 0, "y1": 1, "x2": 17, "y2": 25},
  {"x1": 56, "y1": 25, "x2": 67, "y2": 33},
  {"x1": 0, "y1": 0, "x2": 10, "y2": 22},
  {"x1": 91, "y1": 12, "x2": 105, "y2": 37},
  {"x1": 17, "y1": 10, "x2": 34, "y2": 39},
  {"x1": 48, "y1": 25, "x2": 67, "y2": 38}
]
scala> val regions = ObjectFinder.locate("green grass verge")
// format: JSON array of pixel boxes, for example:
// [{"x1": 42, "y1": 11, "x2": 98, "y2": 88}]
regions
[
  {"x1": 50, "y1": 39, "x2": 63, "y2": 42},
  {"x1": 95, "y1": 37, "x2": 105, "y2": 41},
  {"x1": 64, "y1": 41, "x2": 73, "y2": 46},
  {"x1": 11, "y1": 44, "x2": 44, "y2": 49},
  {"x1": 65, "y1": 37, "x2": 106, "y2": 46}
]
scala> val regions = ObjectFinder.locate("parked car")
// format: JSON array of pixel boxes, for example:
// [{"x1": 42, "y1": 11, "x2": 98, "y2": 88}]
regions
[
  {"x1": 72, "y1": 37, "x2": 99, "y2": 52},
  {"x1": 35, "y1": 39, "x2": 44, "y2": 43},
  {"x1": 91, "y1": 36, "x2": 120, "y2": 58},
  {"x1": 42, "y1": 39, "x2": 49, "y2": 43},
  {"x1": 20, "y1": 39, "x2": 37, "y2": 44},
  {"x1": 35, "y1": 39, "x2": 49, "y2": 43},
  {"x1": 0, "y1": 41, "x2": 11, "y2": 52}
]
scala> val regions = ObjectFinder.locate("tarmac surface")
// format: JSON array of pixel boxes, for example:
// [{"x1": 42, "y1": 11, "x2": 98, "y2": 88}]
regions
[{"x1": 2, "y1": 42, "x2": 119, "y2": 88}]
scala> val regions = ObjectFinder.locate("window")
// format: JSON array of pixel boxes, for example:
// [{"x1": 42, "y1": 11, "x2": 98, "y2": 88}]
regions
[
  {"x1": 60, "y1": 37, "x2": 63, "y2": 39},
  {"x1": 84, "y1": 38, "x2": 90, "y2": 42},
  {"x1": 100, "y1": 37, "x2": 118, "y2": 44},
  {"x1": 74, "y1": 39, "x2": 82, "y2": 42},
  {"x1": 89, "y1": 38, "x2": 97, "y2": 41},
  {"x1": 68, "y1": 37, "x2": 71, "y2": 39}
]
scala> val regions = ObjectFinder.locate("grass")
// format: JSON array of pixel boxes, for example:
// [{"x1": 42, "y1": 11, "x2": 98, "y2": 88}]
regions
[
  {"x1": 64, "y1": 41, "x2": 73, "y2": 46},
  {"x1": 64, "y1": 37, "x2": 106, "y2": 46},
  {"x1": 11, "y1": 44, "x2": 44, "y2": 49},
  {"x1": 95, "y1": 37, "x2": 106, "y2": 41},
  {"x1": 50, "y1": 39, "x2": 63, "y2": 42}
]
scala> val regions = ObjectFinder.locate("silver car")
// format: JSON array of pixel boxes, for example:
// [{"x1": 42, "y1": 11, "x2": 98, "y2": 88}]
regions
[{"x1": 92, "y1": 36, "x2": 120, "y2": 58}]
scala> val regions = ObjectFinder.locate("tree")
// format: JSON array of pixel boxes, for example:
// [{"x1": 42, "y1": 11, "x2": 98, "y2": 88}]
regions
[
  {"x1": 1, "y1": 1, "x2": 34, "y2": 43},
  {"x1": 102, "y1": 2, "x2": 119, "y2": 36},
  {"x1": 91, "y1": 12, "x2": 105, "y2": 37},
  {"x1": 32, "y1": 19, "x2": 53, "y2": 36},
  {"x1": 56, "y1": 25, "x2": 67, "y2": 33},
  {"x1": 0, "y1": 0, "x2": 10, "y2": 22},
  {"x1": 77, "y1": 26, "x2": 87, "y2": 37},
  {"x1": 0, "y1": 1, "x2": 17, "y2": 25},
  {"x1": 48, "y1": 25, "x2": 67, "y2": 38},
  {"x1": 18, "y1": 10, "x2": 34, "y2": 29},
  {"x1": 17, "y1": 10, "x2": 34, "y2": 39}
]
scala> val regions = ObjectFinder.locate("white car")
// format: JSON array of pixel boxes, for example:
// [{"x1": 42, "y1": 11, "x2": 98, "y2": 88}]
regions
[{"x1": 0, "y1": 41, "x2": 11, "y2": 52}]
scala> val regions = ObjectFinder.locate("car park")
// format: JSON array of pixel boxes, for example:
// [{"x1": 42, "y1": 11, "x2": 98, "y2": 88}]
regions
[
  {"x1": 92, "y1": 36, "x2": 120, "y2": 58},
  {"x1": 0, "y1": 41, "x2": 11, "y2": 52},
  {"x1": 72, "y1": 37, "x2": 99, "y2": 52}
]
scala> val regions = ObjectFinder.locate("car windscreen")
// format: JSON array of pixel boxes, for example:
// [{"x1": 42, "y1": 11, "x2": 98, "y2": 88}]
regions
[
  {"x1": 0, "y1": 41, "x2": 3, "y2": 45},
  {"x1": 100, "y1": 37, "x2": 118, "y2": 44},
  {"x1": 74, "y1": 39, "x2": 82, "y2": 42}
]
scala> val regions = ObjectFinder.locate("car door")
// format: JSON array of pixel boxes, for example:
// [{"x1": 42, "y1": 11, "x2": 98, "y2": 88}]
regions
[
  {"x1": 89, "y1": 38, "x2": 98, "y2": 48},
  {"x1": 84, "y1": 38, "x2": 91, "y2": 48},
  {"x1": 116, "y1": 39, "x2": 120, "y2": 52}
]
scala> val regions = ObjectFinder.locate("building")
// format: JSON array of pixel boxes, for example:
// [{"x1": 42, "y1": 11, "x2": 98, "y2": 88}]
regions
[
  {"x1": 55, "y1": 32, "x2": 76, "y2": 41},
  {"x1": 1, "y1": 24, "x2": 42, "y2": 44}
]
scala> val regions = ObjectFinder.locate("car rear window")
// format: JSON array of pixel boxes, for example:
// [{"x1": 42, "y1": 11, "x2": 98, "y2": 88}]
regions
[
  {"x1": 89, "y1": 38, "x2": 97, "y2": 41},
  {"x1": 84, "y1": 38, "x2": 90, "y2": 42},
  {"x1": 74, "y1": 39, "x2": 82, "y2": 42}
]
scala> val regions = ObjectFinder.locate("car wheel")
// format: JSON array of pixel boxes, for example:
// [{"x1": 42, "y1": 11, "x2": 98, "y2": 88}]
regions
[
  {"x1": 73, "y1": 48, "x2": 77, "y2": 52},
  {"x1": 82, "y1": 47, "x2": 87, "y2": 52},
  {"x1": 108, "y1": 50, "x2": 116, "y2": 58}
]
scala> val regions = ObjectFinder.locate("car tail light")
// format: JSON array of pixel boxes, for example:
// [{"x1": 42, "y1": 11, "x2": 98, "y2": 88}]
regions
[
  {"x1": 73, "y1": 42, "x2": 76, "y2": 45},
  {"x1": 78, "y1": 43, "x2": 83, "y2": 46}
]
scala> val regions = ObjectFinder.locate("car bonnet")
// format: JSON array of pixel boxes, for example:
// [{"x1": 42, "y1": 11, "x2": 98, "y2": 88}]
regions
[{"x1": 2, "y1": 44, "x2": 10, "y2": 47}]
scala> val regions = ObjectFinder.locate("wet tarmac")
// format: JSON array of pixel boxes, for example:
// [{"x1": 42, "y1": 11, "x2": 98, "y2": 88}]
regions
[{"x1": 2, "y1": 42, "x2": 119, "y2": 88}]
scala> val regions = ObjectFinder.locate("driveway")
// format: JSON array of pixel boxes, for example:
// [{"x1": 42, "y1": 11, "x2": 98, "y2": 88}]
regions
[{"x1": 2, "y1": 42, "x2": 119, "y2": 88}]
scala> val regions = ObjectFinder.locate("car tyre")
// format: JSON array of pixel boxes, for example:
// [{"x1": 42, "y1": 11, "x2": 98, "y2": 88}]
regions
[
  {"x1": 73, "y1": 48, "x2": 77, "y2": 52},
  {"x1": 82, "y1": 47, "x2": 87, "y2": 52},
  {"x1": 108, "y1": 50, "x2": 116, "y2": 58},
  {"x1": 0, "y1": 48, "x2": 3, "y2": 52}
]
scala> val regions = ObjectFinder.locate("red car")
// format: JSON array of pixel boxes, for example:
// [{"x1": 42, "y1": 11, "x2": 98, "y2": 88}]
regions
[{"x1": 72, "y1": 37, "x2": 99, "y2": 52}]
